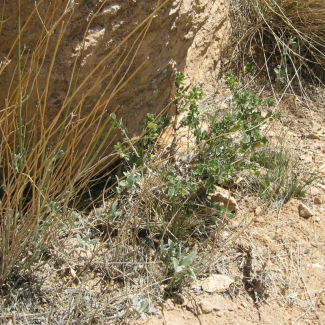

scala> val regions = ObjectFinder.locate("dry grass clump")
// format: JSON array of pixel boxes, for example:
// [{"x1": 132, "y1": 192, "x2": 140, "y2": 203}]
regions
[
  {"x1": 246, "y1": 140, "x2": 319, "y2": 203},
  {"x1": 229, "y1": 0, "x2": 325, "y2": 93}
]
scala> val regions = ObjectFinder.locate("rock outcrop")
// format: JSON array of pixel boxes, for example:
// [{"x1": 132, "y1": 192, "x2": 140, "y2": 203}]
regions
[{"x1": 0, "y1": 0, "x2": 229, "y2": 155}]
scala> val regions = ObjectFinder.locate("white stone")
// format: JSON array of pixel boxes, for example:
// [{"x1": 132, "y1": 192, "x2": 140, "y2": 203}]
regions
[
  {"x1": 102, "y1": 4, "x2": 121, "y2": 15},
  {"x1": 310, "y1": 187, "x2": 321, "y2": 196},
  {"x1": 317, "y1": 183, "x2": 325, "y2": 191},
  {"x1": 200, "y1": 274, "x2": 234, "y2": 293}
]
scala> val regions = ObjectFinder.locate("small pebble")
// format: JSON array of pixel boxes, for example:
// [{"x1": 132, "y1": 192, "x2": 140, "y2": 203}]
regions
[
  {"x1": 314, "y1": 197, "x2": 323, "y2": 205},
  {"x1": 298, "y1": 203, "x2": 315, "y2": 218},
  {"x1": 306, "y1": 133, "x2": 321, "y2": 140}
]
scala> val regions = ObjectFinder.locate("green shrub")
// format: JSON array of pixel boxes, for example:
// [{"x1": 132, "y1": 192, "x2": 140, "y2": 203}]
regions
[{"x1": 113, "y1": 72, "x2": 276, "y2": 248}]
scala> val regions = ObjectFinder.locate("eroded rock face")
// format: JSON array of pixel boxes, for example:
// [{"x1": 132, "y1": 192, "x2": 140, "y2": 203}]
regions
[{"x1": 0, "y1": 0, "x2": 229, "y2": 155}]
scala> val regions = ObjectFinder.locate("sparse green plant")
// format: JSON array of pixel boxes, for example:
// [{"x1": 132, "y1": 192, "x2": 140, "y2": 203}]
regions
[
  {"x1": 154, "y1": 72, "x2": 276, "y2": 201},
  {"x1": 111, "y1": 72, "x2": 277, "y2": 274},
  {"x1": 107, "y1": 200, "x2": 123, "y2": 224},
  {"x1": 94, "y1": 200, "x2": 123, "y2": 225},
  {"x1": 116, "y1": 295, "x2": 157, "y2": 319},
  {"x1": 115, "y1": 166, "x2": 142, "y2": 194},
  {"x1": 117, "y1": 70, "x2": 275, "y2": 203},
  {"x1": 160, "y1": 239, "x2": 197, "y2": 283},
  {"x1": 75, "y1": 233, "x2": 100, "y2": 252},
  {"x1": 130, "y1": 295, "x2": 157, "y2": 319}
]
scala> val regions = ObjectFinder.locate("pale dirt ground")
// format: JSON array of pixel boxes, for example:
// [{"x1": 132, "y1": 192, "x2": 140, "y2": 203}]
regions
[{"x1": 133, "y1": 100, "x2": 325, "y2": 325}]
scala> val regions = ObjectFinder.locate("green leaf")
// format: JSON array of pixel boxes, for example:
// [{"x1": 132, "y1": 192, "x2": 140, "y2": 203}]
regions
[
  {"x1": 180, "y1": 251, "x2": 197, "y2": 267},
  {"x1": 187, "y1": 268, "x2": 197, "y2": 280},
  {"x1": 246, "y1": 62, "x2": 253, "y2": 72},
  {"x1": 172, "y1": 257, "x2": 179, "y2": 271},
  {"x1": 76, "y1": 234, "x2": 82, "y2": 244},
  {"x1": 110, "y1": 200, "x2": 118, "y2": 213}
]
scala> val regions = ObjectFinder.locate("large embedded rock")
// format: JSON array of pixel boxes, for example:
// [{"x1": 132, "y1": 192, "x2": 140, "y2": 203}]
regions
[{"x1": 0, "y1": 0, "x2": 230, "y2": 159}]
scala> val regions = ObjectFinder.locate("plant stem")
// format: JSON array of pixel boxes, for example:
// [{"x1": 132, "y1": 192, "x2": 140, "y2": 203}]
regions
[{"x1": 17, "y1": 0, "x2": 24, "y2": 157}]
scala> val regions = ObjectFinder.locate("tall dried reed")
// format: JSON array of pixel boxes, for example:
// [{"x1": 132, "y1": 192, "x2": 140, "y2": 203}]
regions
[{"x1": 0, "y1": 0, "x2": 169, "y2": 284}]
